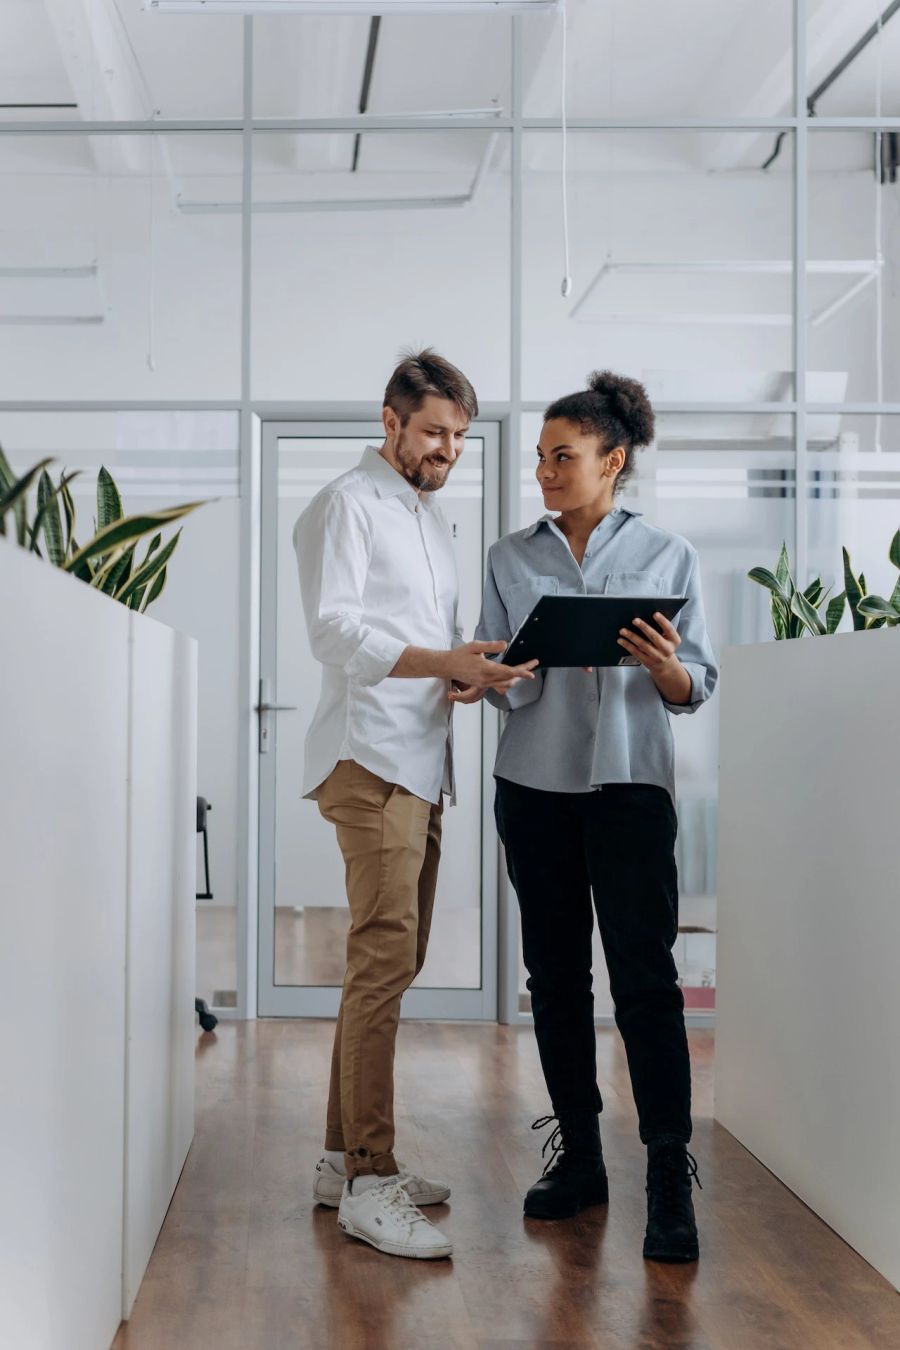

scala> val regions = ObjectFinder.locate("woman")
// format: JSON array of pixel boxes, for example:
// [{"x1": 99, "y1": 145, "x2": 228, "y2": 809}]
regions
[{"x1": 462, "y1": 370, "x2": 717, "y2": 1263}]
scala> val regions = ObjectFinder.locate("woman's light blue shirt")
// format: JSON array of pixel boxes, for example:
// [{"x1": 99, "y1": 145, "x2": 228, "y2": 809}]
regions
[{"x1": 474, "y1": 507, "x2": 719, "y2": 802}]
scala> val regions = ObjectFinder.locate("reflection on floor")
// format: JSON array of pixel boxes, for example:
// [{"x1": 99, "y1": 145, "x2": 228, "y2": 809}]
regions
[
  {"x1": 113, "y1": 1022, "x2": 900, "y2": 1350},
  {"x1": 196, "y1": 904, "x2": 481, "y2": 1002}
]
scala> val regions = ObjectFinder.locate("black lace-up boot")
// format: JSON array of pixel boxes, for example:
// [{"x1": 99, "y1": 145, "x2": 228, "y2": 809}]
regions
[
  {"x1": 523, "y1": 1110, "x2": 609, "y2": 1220},
  {"x1": 643, "y1": 1137, "x2": 701, "y2": 1262}
]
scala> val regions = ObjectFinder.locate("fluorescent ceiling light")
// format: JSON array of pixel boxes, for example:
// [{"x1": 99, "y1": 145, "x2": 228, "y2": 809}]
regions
[{"x1": 146, "y1": 1, "x2": 559, "y2": 13}]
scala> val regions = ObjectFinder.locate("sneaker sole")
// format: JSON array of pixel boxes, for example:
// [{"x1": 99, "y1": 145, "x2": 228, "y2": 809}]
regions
[
  {"x1": 337, "y1": 1216, "x2": 453, "y2": 1260},
  {"x1": 314, "y1": 1183, "x2": 451, "y2": 1210}
]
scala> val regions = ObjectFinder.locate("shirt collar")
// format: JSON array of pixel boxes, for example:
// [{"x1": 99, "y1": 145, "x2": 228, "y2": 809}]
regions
[
  {"x1": 360, "y1": 445, "x2": 435, "y2": 511},
  {"x1": 522, "y1": 505, "x2": 642, "y2": 540}
]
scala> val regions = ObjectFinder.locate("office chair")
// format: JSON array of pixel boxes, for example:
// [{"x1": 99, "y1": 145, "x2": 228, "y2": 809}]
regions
[{"x1": 195, "y1": 795, "x2": 218, "y2": 1032}]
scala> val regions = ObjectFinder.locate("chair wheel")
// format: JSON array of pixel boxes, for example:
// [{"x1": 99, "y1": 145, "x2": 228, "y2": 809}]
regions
[{"x1": 195, "y1": 998, "x2": 218, "y2": 1032}]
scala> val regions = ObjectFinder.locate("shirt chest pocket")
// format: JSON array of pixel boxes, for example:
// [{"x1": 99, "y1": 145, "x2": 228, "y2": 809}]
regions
[
  {"x1": 599, "y1": 570, "x2": 666, "y2": 597},
  {"x1": 505, "y1": 574, "x2": 559, "y2": 629}
]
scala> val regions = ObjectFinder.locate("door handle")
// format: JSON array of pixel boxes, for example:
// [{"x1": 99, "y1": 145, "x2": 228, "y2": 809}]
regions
[{"x1": 256, "y1": 678, "x2": 297, "y2": 754}]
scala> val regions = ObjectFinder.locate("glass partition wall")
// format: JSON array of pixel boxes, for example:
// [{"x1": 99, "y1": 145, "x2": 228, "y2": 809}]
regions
[{"x1": 3, "y1": 2, "x2": 897, "y2": 1021}]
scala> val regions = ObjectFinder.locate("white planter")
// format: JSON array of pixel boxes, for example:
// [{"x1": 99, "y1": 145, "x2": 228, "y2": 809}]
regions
[
  {"x1": 715, "y1": 628, "x2": 900, "y2": 1291},
  {"x1": 0, "y1": 536, "x2": 197, "y2": 1348}
]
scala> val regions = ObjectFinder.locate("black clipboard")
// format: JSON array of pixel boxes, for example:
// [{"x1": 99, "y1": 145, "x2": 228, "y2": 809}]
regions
[{"x1": 502, "y1": 594, "x2": 688, "y2": 668}]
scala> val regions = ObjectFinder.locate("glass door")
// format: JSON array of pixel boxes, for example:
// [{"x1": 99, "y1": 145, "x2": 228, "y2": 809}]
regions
[{"x1": 257, "y1": 421, "x2": 500, "y2": 1019}]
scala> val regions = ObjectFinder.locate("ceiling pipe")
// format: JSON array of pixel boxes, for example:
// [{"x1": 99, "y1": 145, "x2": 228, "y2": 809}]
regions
[
  {"x1": 762, "y1": 0, "x2": 900, "y2": 171},
  {"x1": 352, "y1": 16, "x2": 381, "y2": 172}
]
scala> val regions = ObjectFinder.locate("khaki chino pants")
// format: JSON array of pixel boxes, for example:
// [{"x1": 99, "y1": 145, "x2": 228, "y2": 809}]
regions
[{"x1": 316, "y1": 759, "x2": 443, "y2": 1178}]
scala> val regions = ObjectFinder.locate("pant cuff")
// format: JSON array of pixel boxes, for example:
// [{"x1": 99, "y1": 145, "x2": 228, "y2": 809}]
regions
[
  {"x1": 641, "y1": 1127, "x2": 692, "y2": 1146},
  {"x1": 324, "y1": 1129, "x2": 345, "y2": 1152},
  {"x1": 345, "y1": 1148, "x2": 400, "y2": 1179}
]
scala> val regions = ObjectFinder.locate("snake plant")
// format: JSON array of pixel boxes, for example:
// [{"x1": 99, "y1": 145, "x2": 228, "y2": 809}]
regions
[
  {"x1": 750, "y1": 531, "x2": 900, "y2": 638},
  {"x1": 0, "y1": 445, "x2": 206, "y2": 613}
]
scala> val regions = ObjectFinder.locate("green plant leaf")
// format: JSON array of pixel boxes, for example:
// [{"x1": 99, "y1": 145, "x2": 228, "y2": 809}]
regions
[
  {"x1": 749, "y1": 566, "x2": 791, "y2": 602},
  {"x1": 115, "y1": 529, "x2": 181, "y2": 606},
  {"x1": 59, "y1": 474, "x2": 77, "y2": 557},
  {"x1": 771, "y1": 597, "x2": 788, "y2": 640},
  {"x1": 825, "y1": 592, "x2": 846, "y2": 634},
  {"x1": 0, "y1": 458, "x2": 55, "y2": 540},
  {"x1": 31, "y1": 470, "x2": 80, "y2": 567},
  {"x1": 91, "y1": 544, "x2": 130, "y2": 591},
  {"x1": 99, "y1": 542, "x2": 135, "y2": 596},
  {"x1": 96, "y1": 465, "x2": 124, "y2": 531},
  {"x1": 889, "y1": 528, "x2": 900, "y2": 571},
  {"x1": 857, "y1": 595, "x2": 900, "y2": 620},
  {"x1": 141, "y1": 565, "x2": 168, "y2": 612},
  {"x1": 0, "y1": 443, "x2": 16, "y2": 495},
  {"x1": 790, "y1": 588, "x2": 826, "y2": 636},
  {"x1": 775, "y1": 542, "x2": 791, "y2": 591},
  {"x1": 842, "y1": 547, "x2": 867, "y2": 631},
  {"x1": 120, "y1": 532, "x2": 161, "y2": 609},
  {"x1": 63, "y1": 501, "x2": 202, "y2": 574}
]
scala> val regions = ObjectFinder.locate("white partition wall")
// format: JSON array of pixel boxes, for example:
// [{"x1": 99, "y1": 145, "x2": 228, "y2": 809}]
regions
[
  {"x1": 0, "y1": 539, "x2": 129, "y2": 1350},
  {"x1": 0, "y1": 537, "x2": 198, "y2": 1347},
  {"x1": 124, "y1": 617, "x2": 197, "y2": 1316},
  {"x1": 716, "y1": 631, "x2": 900, "y2": 1291}
]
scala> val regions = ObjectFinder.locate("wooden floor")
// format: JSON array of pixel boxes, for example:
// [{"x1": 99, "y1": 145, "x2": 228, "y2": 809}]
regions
[{"x1": 113, "y1": 1022, "x2": 900, "y2": 1350}]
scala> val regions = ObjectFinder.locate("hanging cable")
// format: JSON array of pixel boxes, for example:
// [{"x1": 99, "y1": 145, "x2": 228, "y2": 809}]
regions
[
  {"x1": 147, "y1": 134, "x2": 157, "y2": 373},
  {"x1": 872, "y1": 0, "x2": 884, "y2": 449},
  {"x1": 560, "y1": 0, "x2": 572, "y2": 298}
]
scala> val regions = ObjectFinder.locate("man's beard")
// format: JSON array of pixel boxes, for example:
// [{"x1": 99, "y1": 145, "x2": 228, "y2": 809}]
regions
[{"x1": 394, "y1": 431, "x2": 451, "y2": 493}]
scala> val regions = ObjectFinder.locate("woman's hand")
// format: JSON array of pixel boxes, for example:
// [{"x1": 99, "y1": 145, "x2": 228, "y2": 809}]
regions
[
  {"x1": 618, "y1": 612, "x2": 693, "y2": 705},
  {"x1": 448, "y1": 681, "x2": 487, "y2": 705},
  {"x1": 618, "y1": 612, "x2": 680, "y2": 672}
]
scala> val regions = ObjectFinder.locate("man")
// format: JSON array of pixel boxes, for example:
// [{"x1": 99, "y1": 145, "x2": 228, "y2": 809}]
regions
[{"x1": 294, "y1": 349, "x2": 536, "y2": 1260}]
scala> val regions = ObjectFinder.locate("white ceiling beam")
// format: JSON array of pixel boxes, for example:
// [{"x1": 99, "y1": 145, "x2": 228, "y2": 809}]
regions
[{"x1": 41, "y1": 0, "x2": 154, "y2": 171}]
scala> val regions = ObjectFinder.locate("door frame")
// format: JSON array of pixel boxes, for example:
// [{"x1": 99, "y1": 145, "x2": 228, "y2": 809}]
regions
[{"x1": 256, "y1": 418, "x2": 502, "y2": 1020}]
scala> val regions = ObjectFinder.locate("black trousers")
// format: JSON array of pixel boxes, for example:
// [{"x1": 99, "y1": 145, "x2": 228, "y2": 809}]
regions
[{"x1": 495, "y1": 777, "x2": 691, "y2": 1144}]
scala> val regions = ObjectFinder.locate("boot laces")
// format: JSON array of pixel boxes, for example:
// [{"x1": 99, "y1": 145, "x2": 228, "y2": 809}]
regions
[
  {"x1": 648, "y1": 1144, "x2": 703, "y2": 1206},
  {"x1": 532, "y1": 1114, "x2": 567, "y2": 1177}
]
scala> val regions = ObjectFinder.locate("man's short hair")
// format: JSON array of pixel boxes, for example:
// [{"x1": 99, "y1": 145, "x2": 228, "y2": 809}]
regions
[{"x1": 384, "y1": 348, "x2": 478, "y2": 424}]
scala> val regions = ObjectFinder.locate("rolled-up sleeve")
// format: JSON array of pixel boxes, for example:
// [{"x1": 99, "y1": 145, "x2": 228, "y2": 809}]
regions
[
  {"x1": 663, "y1": 550, "x2": 719, "y2": 715},
  {"x1": 475, "y1": 547, "x2": 545, "y2": 712},
  {"x1": 293, "y1": 491, "x2": 407, "y2": 687}
]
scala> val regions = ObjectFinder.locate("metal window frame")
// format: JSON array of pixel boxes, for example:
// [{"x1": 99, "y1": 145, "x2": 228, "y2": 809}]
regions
[{"x1": 3, "y1": 0, "x2": 897, "y2": 1023}]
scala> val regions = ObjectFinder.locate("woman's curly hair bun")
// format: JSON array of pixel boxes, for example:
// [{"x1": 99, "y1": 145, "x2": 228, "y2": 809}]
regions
[{"x1": 587, "y1": 370, "x2": 654, "y2": 449}]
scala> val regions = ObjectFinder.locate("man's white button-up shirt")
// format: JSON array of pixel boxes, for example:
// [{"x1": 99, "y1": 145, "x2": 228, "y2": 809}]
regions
[{"x1": 293, "y1": 446, "x2": 463, "y2": 805}]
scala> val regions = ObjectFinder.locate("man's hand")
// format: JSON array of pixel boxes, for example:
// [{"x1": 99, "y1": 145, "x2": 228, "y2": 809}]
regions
[{"x1": 445, "y1": 640, "x2": 539, "y2": 692}]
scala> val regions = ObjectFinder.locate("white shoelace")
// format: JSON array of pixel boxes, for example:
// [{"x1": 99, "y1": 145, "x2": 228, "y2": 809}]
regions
[{"x1": 374, "y1": 1181, "x2": 429, "y2": 1231}]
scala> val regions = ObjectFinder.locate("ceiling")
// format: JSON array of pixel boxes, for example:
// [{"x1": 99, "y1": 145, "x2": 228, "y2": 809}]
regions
[{"x1": 0, "y1": 0, "x2": 898, "y2": 181}]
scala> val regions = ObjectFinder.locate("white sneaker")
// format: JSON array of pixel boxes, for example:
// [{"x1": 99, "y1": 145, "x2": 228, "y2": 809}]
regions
[
  {"x1": 313, "y1": 1157, "x2": 451, "y2": 1209},
  {"x1": 337, "y1": 1179, "x2": 453, "y2": 1260}
]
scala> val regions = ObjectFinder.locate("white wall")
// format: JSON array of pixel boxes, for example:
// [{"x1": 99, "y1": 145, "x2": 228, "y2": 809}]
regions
[
  {"x1": 124, "y1": 614, "x2": 197, "y2": 1315},
  {"x1": 0, "y1": 536, "x2": 197, "y2": 1346},
  {"x1": 0, "y1": 539, "x2": 128, "y2": 1350},
  {"x1": 716, "y1": 630, "x2": 900, "y2": 1291},
  {"x1": 0, "y1": 145, "x2": 895, "y2": 405}
]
